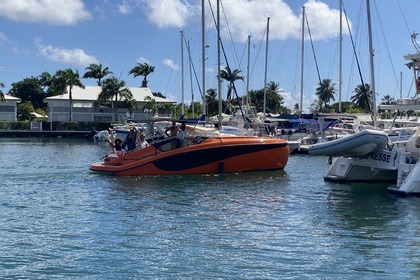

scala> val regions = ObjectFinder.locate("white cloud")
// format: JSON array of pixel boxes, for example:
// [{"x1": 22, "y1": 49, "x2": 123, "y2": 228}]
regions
[
  {"x1": 35, "y1": 38, "x2": 98, "y2": 66},
  {"x1": 118, "y1": 1, "x2": 132, "y2": 15},
  {"x1": 143, "y1": 0, "x2": 194, "y2": 28},
  {"x1": 163, "y1": 59, "x2": 179, "y2": 70},
  {"x1": 137, "y1": 57, "x2": 151, "y2": 64},
  {"x1": 0, "y1": 0, "x2": 91, "y2": 25},
  {"x1": 141, "y1": 0, "x2": 349, "y2": 42},
  {"x1": 0, "y1": 32, "x2": 12, "y2": 46}
]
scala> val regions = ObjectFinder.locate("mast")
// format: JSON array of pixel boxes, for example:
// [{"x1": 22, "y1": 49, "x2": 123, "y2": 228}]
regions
[
  {"x1": 339, "y1": 0, "x2": 342, "y2": 112},
  {"x1": 201, "y1": 0, "x2": 206, "y2": 117},
  {"x1": 217, "y1": 0, "x2": 222, "y2": 130},
  {"x1": 181, "y1": 30, "x2": 185, "y2": 116},
  {"x1": 299, "y1": 6, "x2": 305, "y2": 117},
  {"x1": 263, "y1": 17, "x2": 270, "y2": 119},
  {"x1": 366, "y1": 0, "x2": 377, "y2": 127},
  {"x1": 246, "y1": 35, "x2": 251, "y2": 111}
]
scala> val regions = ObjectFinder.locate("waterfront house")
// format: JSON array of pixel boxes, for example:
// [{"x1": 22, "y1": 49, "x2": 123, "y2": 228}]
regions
[
  {"x1": 44, "y1": 86, "x2": 175, "y2": 122},
  {"x1": 0, "y1": 95, "x2": 20, "y2": 121}
]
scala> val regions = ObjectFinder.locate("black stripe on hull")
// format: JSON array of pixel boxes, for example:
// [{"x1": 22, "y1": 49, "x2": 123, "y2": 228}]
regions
[{"x1": 152, "y1": 143, "x2": 287, "y2": 171}]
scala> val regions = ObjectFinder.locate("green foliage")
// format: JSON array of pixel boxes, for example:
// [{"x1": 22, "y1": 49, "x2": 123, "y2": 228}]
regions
[
  {"x1": 17, "y1": 102, "x2": 35, "y2": 121},
  {"x1": 9, "y1": 77, "x2": 47, "y2": 109},
  {"x1": 129, "y1": 63, "x2": 155, "y2": 87},
  {"x1": 83, "y1": 63, "x2": 113, "y2": 86},
  {"x1": 0, "y1": 121, "x2": 30, "y2": 130},
  {"x1": 0, "y1": 82, "x2": 5, "y2": 101}
]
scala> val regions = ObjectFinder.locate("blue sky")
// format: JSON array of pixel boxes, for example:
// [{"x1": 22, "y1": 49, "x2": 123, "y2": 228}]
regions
[{"x1": 0, "y1": 0, "x2": 419, "y2": 113}]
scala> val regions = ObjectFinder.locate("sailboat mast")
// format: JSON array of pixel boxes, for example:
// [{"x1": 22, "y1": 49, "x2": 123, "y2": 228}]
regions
[
  {"x1": 339, "y1": 0, "x2": 342, "y2": 112},
  {"x1": 201, "y1": 0, "x2": 206, "y2": 117},
  {"x1": 181, "y1": 30, "x2": 185, "y2": 116},
  {"x1": 246, "y1": 35, "x2": 251, "y2": 110},
  {"x1": 217, "y1": 0, "x2": 222, "y2": 130},
  {"x1": 366, "y1": 0, "x2": 377, "y2": 127},
  {"x1": 263, "y1": 17, "x2": 270, "y2": 119},
  {"x1": 299, "y1": 6, "x2": 305, "y2": 117}
]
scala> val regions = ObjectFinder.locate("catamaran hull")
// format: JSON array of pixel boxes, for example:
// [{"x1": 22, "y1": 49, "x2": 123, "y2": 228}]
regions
[
  {"x1": 323, "y1": 147, "x2": 404, "y2": 183},
  {"x1": 90, "y1": 137, "x2": 289, "y2": 176}
]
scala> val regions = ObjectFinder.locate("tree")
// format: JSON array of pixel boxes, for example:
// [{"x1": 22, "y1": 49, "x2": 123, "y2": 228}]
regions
[
  {"x1": 83, "y1": 63, "x2": 113, "y2": 86},
  {"x1": 0, "y1": 82, "x2": 5, "y2": 101},
  {"x1": 143, "y1": 96, "x2": 158, "y2": 117},
  {"x1": 128, "y1": 63, "x2": 155, "y2": 87},
  {"x1": 99, "y1": 77, "x2": 133, "y2": 121},
  {"x1": 53, "y1": 69, "x2": 85, "y2": 121},
  {"x1": 205, "y1": 88, "x2": 218, "y2": 116},
  {"x1": 315, "y1": 78, "x2": 336, "y2": 112},
  {"x1": 351, "y1": 83, "x2": 372, "y2": 113},
  {"x1": 9, "y1": 77, "x2": 46, "y2": 109},
  {"x1": 219, "y1": 67, "x2": 244, "y2": 100}
]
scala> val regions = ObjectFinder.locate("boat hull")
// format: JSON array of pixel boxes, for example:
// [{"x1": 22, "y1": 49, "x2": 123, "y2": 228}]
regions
[
  {"x1": 90, "y1": 136, "x2": 289, "y2": 176},
  {"x1": 323, "y1": 146, "x2": 404, "y2": 183}
]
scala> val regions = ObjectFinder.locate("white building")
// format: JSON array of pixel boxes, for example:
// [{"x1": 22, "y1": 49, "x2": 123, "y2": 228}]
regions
[
  {"x1": 44, "y1": 86, "x2": 175, "y2": 122},
  {"x1": 0, "y1": 95, "x2": 20, "y2": 121}
]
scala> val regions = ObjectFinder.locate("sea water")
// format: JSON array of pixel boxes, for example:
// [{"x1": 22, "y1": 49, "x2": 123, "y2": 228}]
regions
[{"x1": 0, "y1": 138, "x2": 419, "y2": 279}]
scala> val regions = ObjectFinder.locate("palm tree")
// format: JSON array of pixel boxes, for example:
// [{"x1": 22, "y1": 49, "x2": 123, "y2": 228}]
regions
[
  {"x1": 143, "y1": 96, "x2": 158, "y2": 117},
  {"x1": 83, "y1": 63, "x2": 113, "y2": 86},
  {"x1": 315, "y1": 79, "x2": 336, "y2": 112},
  {"x1": 53, "y1": 69, "x2": 85, "y2": 121},
  {"x1": 128, "y1": 63, "x2": 155, "y2": 87},
  {"x1": 99, "y1": 77, "x2": 133, "y2": 121},
  {"x1": 205, "y1": 88, "x2": 218, "y2": 116},
  {"x1": 351, "y1": 83, "x2": 372, "y2": 113},
  {"x1": 0, "y1": 82, "x2": 5, "y2": 101},
  {"x1": 219, "y1": 67, "x2": 244, "y2": 100}
]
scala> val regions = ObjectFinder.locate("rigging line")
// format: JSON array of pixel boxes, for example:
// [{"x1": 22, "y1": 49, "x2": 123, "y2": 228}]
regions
[
  {"x1": 208, "y1": 0, "x2": 248, "y2": 123},
  {"x1": 343, "y1": 3, "x2": 371, "y2": 113},
  {"x1": 183, "y1": 36, "x2": 204, "y2": 101},
  {"x1": 304, "y1": 13, "x2": 322, "y2": 85},
  {"x1": 219, "y1": 0, "x2": 242, "y2": 70},
  {"x1": 372, "y1": 0, "x2": 400, "y2": 97},
  {"x1": 395, "y1": 0, "x2": 413, "y2": 36}
]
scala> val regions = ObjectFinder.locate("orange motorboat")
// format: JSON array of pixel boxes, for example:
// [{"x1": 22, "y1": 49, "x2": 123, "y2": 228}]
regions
[{"x1": 90, "y1": 135, "x2": 289, "y2": 176}]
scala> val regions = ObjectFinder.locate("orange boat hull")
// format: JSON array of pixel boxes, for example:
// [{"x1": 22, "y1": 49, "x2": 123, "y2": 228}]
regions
[{"x1": 90, "y1": 136, "x2": 289, "y2": 176}]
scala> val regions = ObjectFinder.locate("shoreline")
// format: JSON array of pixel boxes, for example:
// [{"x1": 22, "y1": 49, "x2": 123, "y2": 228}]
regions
[{"x1": 0, "y1": 130, "x2": 96, "y2": 139}]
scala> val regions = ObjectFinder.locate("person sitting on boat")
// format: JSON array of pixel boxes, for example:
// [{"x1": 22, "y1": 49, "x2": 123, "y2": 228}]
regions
[
  {"x1": 138, "y1": 133, "x2": 150, "y2": 149},
  {"x1": 108, "y1": 138, "x2": 126, "y2": 157},
  {"x1": 165, "y1": 121, "x2": 180, "y2": 149},
  {"x1": 122, "y1": 124, "x2": 137, "y2": 151}
]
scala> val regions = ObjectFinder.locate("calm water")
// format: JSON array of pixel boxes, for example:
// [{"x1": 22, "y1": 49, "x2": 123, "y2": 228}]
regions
[{"x1": 0, "y1": 138, "x2": 419, "y2": 279}]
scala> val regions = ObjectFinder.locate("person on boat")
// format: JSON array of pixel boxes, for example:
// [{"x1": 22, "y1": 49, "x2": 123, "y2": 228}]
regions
[
  {"x1": 165, "y1": 121, "x2": 180, "y2": 149},
  {"x1": 108, "y1": 138, "x2": 126, "y2": 157},
  {"x1": 165, "y1": 121, "x2": 180, "y2": 137},
  {"x1": 123, "y1": 123, "x2": 137, "y2": 151},
  {"x1": 177, "y1": 122, "x2": 187, "y2": 148},
  {"x1": 138, "y1": 133, "x2": 150, "y2": 149}
]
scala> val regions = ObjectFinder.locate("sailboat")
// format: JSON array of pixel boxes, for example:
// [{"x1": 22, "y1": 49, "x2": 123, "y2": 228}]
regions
[
  {"x1": 89, "y1": 0, "x2": 290, "y2": 176},
  {"x1": 310, "y1": 0, "x2": 397, "y2": 182}
]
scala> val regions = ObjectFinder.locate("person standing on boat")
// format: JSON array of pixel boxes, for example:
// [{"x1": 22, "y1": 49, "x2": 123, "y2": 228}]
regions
[
  {"x1": 165, "y1": 121, "x2": 179, "y2": 137},
  {"x1": 177, "y1": 122, "x2": 187, "y2": 148},
  {"x1": 123, "y1": 123, "x2": 137, "y2": 151}
]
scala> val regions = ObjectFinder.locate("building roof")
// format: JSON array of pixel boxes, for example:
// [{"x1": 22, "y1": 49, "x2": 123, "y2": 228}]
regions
[
  {"x1": 44, "y1": 86, "x2": 174, "y2": 104},
  {"x1": 1, "y1": 95, "x2": 21, "y2": 102}
]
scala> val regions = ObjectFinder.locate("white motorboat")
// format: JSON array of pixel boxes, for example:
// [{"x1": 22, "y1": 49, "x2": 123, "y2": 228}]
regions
[{"x1": 307, "y1": 129, "x2": 389, "y2": 157}]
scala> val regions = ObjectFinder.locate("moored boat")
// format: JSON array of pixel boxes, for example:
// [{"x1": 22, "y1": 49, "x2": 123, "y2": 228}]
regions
[{"x1": 307, "y1": 129, "x2": 389, "y2": 157}]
